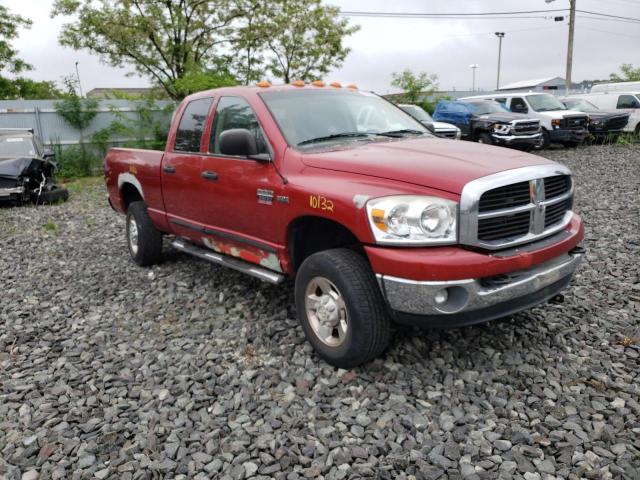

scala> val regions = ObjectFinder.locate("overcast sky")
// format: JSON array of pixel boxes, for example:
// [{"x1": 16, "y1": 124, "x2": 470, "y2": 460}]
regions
[{"x1": 4, "y1": 0, "x2": 640, "y2": 94}]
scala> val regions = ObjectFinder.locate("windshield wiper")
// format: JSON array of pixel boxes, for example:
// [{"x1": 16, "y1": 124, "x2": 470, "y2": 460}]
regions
[
  {"x1": 376, "y1": 129, "x2": 426, "y2": 137},
  {"x1": 297, "y1": 132, "x2": 374, "y2": 146}
]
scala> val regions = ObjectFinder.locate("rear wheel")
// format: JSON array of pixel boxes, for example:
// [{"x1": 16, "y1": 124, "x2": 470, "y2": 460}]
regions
[
  {"x1": 126, "y1": 201, "x2": 163, "y2": 266},
  {"x1": 477, "y1": 132, "x2": 493, "y2": 145},
  {"x1": 295, "y1": 248, "x2": 391, "y2": 368}
]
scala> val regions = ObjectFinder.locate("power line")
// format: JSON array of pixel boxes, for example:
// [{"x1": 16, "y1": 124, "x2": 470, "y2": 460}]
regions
[
  {"x1": 340, "y1": 8, "x2": 640, "y2": 23},
  {"x1": 575, "y1": 15, "x2": 640, "y2": 24},
  {"x1": 580, "y1": 26, "x2": 640, "y2": 38},
  {"x1": 340, "y1": 9, "x2": 568, "y2": 18},
  {"x1": 576, "y1": 9, "x2": 640, "y2": 22}
]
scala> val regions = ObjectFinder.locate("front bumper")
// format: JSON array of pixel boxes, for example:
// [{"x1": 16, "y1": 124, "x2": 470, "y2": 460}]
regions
[
  {"x1": 0, "y1": 186, "x2": 24, "y2": 198},
  {"x1": 492, "y1": 132, "x2": 542, "y2": 146},
  {"x1": 377, "y1": 249, "x2": 583, "y2": 327},
  {"x1": 549, "y1": 127, "x2": 588, "y2": 143}
]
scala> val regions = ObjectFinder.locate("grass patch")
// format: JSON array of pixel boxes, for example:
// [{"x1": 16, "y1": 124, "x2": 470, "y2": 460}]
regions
[{"x1": 43, "y1": 219, "x2": 58, "y2": 232}]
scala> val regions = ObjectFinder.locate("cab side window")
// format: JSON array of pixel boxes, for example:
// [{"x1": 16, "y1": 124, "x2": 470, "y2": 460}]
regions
[
  {"x1": 209, "y1": 97, "x2": 269, "y2": 155},
  {"x1": 510, "y1": 97, "x2": 528, "y2": 113},
  {"x1": 616, "y1": 94, "x2": 640, "y2": 109},
  {"x1": 174, "y1": 97, "x2": 213, "y2": 152}
]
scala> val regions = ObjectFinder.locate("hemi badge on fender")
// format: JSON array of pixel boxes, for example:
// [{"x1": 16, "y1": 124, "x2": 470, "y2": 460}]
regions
[
  {"x1": 276, "y1": 195, "x2": 289, "y2": 204},
  {"x1": 257, "y1": 188, "x2": 274, "y2": 205}
]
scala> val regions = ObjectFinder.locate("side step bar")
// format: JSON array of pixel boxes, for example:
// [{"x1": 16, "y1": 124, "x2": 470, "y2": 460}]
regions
[{"x1": 171, "y1": 240, "x2": 286, "y2": 285}]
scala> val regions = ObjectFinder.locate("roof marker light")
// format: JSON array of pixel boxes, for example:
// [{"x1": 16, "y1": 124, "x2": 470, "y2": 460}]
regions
[
  {"x1": 330, "y1": 81, "x2": 342, "y2": 88},
  {"x1": 346, "y1": 84, "x2": 358, "y2": 90},
  {"x1": 311, "y1": 80, "x2": 325, "y2": 87},
  {"x1": 291, "y1": 80, "x2": 305, "y2": 87},
  {"x1": 256, "y1": 81, "x2": 271, "y2": 88}
]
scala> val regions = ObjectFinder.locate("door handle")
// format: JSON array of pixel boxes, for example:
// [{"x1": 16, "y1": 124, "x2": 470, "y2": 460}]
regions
[
  {"x1": 163, "y1": 165, "x2": 176, "y2": 174},
  {"x1": 201, "y1": 171, "x2": 218, "y2": 181}
]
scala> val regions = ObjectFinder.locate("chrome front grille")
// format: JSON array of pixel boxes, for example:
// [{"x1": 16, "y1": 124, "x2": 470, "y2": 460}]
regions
[
  {"x1": 512, "y1": 121, "x2": 540, "y2": 135},
  {"x1": 565, "y1": 115, "x2": 588, "y2": 129},
  {"x1": 460, "y1": 165, "x2": 574, "y2": 250},
  {"x1": 437, "y1": 129, "x2": 458, "y2": 138}
]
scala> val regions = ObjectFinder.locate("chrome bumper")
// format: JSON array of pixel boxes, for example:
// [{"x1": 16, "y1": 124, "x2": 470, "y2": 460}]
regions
[
  {"x1": 376, "y1": 251, "x2": 583, "y2": 317},
  {"x1": 0, "y1": 186, "x2": 24, "y2": 197},
  {"x1": 492, "y1": 132, "x2": 542, "y2": 143}
]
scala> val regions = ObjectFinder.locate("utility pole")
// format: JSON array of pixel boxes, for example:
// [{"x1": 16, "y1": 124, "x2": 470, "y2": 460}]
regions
[
  {"x1": 565, "y1": 0, "x2": 576, "y2": 92},
  {"x1": 495, "y1": 32, "x2": 505, "y2": 90},
  {"x1": 75, "y1": 61, "x2": 84, "y2": 98},
  {"x1": 469, "y1": 64, "x2": 479, "y2": 91}
]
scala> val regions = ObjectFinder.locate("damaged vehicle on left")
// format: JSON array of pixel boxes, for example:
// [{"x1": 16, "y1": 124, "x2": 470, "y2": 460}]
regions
[{"x1": 0, "y1": 128, "x2": 69, "y2": 205}]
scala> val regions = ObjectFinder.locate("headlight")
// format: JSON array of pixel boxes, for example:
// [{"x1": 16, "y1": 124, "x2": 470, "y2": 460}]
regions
[
  {"x1": 367, "y1": 196, "x2": 457, "y2": 245},
  {"x1": 455, "y1": 127, "x2": 462, "y2": 139},
  {"x1": 590, "y1": 119, "x2": 601, "y2": 126},
  {"x1": 492, "y1": 123, "x2": 511, "y2": 134}
]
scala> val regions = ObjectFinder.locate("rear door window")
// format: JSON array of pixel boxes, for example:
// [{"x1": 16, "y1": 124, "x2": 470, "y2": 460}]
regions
[
  {"x1": 616, "y1": 94, "x2": 640, "y2": 109},
  {"x1": 174, "y1": 97, "x2": 214, "y2": 152}
]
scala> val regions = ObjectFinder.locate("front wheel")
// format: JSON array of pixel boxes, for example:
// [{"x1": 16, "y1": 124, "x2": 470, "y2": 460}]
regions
[
  {"x1": 537, "y1": 129, "x2": 551, "y2": 149},
  {"x1": 126, "y1": 201, "x2": 163, "y2": 266},
  {"x1": 477, "y1": 132, "x2": 493, "y2": 145},
  {"x1": 295, "y1": 249, "x2": 391, "y2": 368}
]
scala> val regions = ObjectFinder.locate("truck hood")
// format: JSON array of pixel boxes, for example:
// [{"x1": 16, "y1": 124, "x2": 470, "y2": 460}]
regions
[
  {"x1": 0, "y1": 156, "x2": 40, "y2": 178},
  {"x1": 537, "y1": 109, "x2": 586, "y2": 119},
  {"x1": 432, "y1": 121, "x2": 458, "y2": 130},
  {"x1": 474, "y1": 112, "x2": 534, "y2": 123},
  {"x1": 301, "y1": 137, "x2": 555, "y2": 194}
]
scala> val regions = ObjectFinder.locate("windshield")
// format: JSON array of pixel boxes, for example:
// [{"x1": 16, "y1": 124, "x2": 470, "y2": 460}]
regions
[
  {"x1": 467, "y1": 101, "x2": 508, "y2": 115},
  {"x1": 260, "y1": 90, "x2": 428, "y2": 147},
  {"x1": 526, "y1": 94, "x2": 567, "y2": 112},
  {"x1": 400, "y1": 105, "x2": 433, "y2": 122},
  {"x1": 563, "y1": 99, "x2": 599, "y2": 112},
  {"x1": 0, "y1": 135, "x2": 36, "y2": 158}
]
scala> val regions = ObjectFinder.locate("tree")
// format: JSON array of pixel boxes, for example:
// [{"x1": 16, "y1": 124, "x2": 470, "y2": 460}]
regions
[
  {"x1": 172, "y1": 68, "x2": 237, "y2": 98},
  {"x1": 0, "y1": 5, "x2": 32, "y2": 75},
  {"x1": 249, "y1": 0, "x2": 359, "y2": 83},
  {"x1": 391, "y1": 69, "x2": 439, "y2": 105},
  {"x1": 0, "y1": 77, "x2": 64, "y2": 100},
  {"x1": 610, "y1": 64, "x2": 640, "y2": 82},
  {"x1": 55, "y1": 77, "x2": 99, "y2": 175},
  {"x1": 52, "y1": 0, "x2": 243, "y2": 99}
]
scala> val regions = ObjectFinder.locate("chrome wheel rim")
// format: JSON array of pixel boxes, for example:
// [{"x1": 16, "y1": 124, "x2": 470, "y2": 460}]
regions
[
  {"x1": 305, "y1": 277, "x2": 349, "y2": 347},
  {"x1": 128, "y1": 216, "x2": 139, "y2": 255}
]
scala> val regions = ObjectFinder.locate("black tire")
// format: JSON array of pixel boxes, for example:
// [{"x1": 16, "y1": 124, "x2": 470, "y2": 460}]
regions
[
  {"x1": 34, "y1": 186, "x2": 69, "y2": 205},
  {"x1": 295, "y1": 248, "x2": 391, "y2": 368},
  {"x1": 477, "y1": 132, "x2": 493, "y2": 145},
  {"x1": 539, "y1": 129, "x2": 551, "y2": 149},
  {"x1": 126, "y1": 201, "x2": 163, "y2": 266}
]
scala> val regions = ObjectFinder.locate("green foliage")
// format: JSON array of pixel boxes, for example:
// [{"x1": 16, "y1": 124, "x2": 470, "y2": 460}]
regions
[
  {"x1": 391, "y1": 69, "x2": 439, "y2": 105},
  {"x1": 0, "y1": 76, "x2": 65, "y2": 100},
  {"x1": 0, "y1": 5, "x2": 32, "y2": 74},
  {"x1": 52, "y1": 0, "x2": 358, "y2": 94},
  {"x1": 54, "y1": 77, "x2": 99, "y2": 130},
  {"x1": 91, "y1": 98, "x2": 175, "y2": 158},
  {"x1": 50, "y1": 140, "x2": 101, "y2": 178},
  {"x1": 43, "y1": 219, "x2": 59, "y2": 232},
  {"x1": 236, "y1": 0, "x2": 358, "y2": 83},
  {"x1": 52, "y1": 0, "x2": 242, "y2": 99},
  {"x1": 172, "y1": 68, "x2": 237, "y2": 98},
  {"x1": 610, "y1": 64, "x2": 640, "y2": 82}
]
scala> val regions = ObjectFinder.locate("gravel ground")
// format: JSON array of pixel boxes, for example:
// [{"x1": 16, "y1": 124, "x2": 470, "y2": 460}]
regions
[{"x1": 1, "y1": 145, "x2": 639, "y2": 480}]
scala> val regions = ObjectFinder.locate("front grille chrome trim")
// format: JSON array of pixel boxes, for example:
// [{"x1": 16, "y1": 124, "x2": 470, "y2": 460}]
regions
[{"x1": 460, "y1": 164, "x2": 573, "y2": 250}]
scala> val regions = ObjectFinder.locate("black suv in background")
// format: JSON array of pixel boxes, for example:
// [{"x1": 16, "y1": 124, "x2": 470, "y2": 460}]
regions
[
  {"x1": 561, "y1": 98, "x2": 630, "y2": 142},
  {"x1": 432, "y1": 100, "x2": 542, "y2": 151}
]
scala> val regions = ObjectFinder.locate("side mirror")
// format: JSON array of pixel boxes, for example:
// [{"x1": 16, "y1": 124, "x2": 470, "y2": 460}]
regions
[
  {"x1": 219, "y1": 129, "x2": 258, "y2": 157},
  {"x1": 43, "y1": 149, "x2": 55, "y2": 159}
]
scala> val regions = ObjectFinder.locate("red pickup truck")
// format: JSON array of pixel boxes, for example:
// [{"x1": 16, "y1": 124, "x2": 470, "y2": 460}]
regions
[{"x1": 104, "y1": 83, "x2": 585, "y2": 367}]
